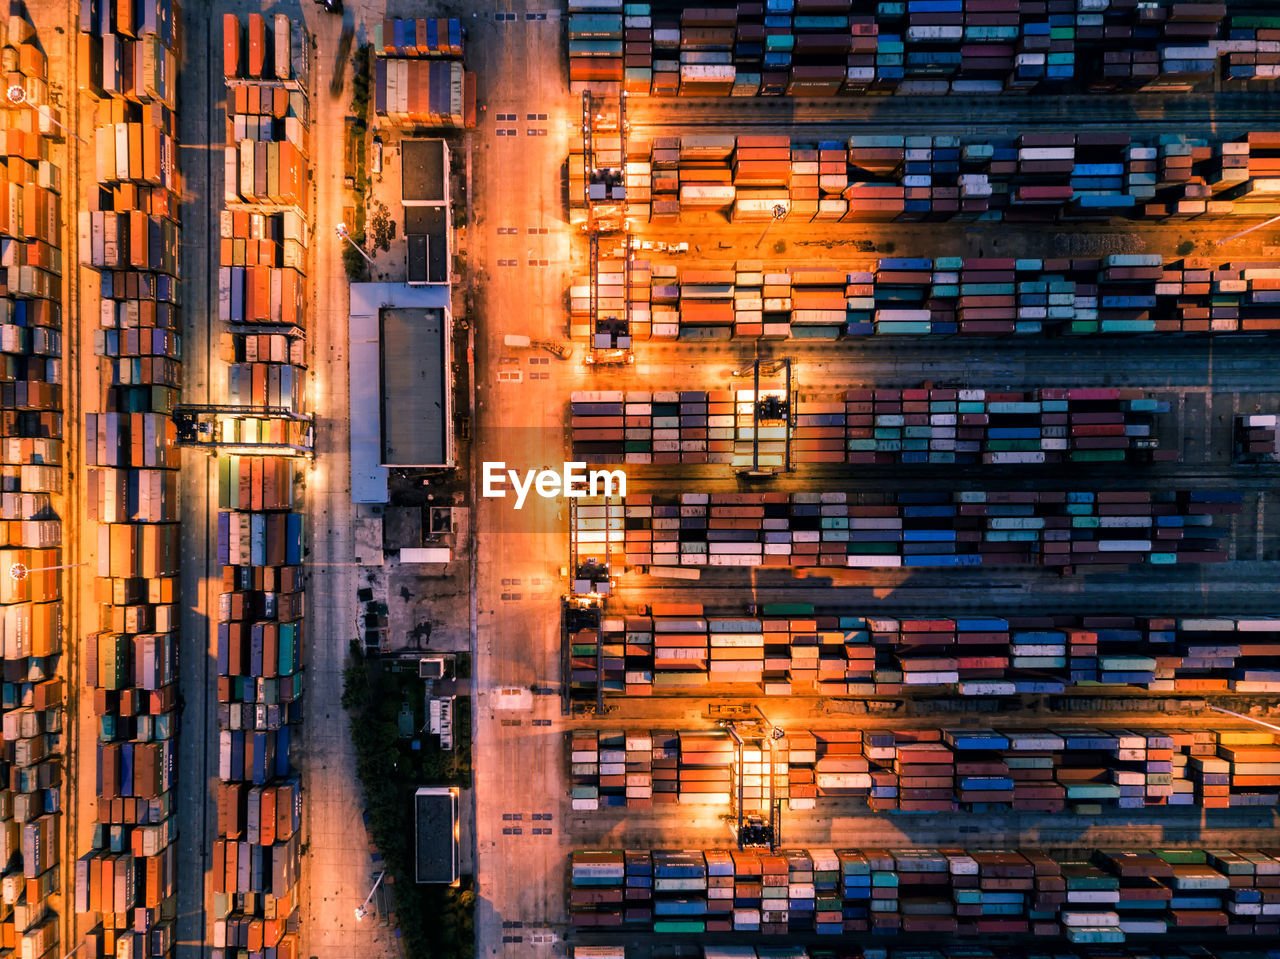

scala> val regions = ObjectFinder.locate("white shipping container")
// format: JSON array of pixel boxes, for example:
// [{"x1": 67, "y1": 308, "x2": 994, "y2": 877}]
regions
[{"x1": 847, "y1": 555, "x2": 902, "y2": 567}]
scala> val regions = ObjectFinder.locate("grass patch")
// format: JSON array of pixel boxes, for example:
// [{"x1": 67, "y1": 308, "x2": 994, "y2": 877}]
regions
[
  {"x1": 343, "y1": 238, "x2": 370, "y2": 282},
  {"x1": 344, "y1": 44, "x2": 373, "y2": 283},
  {"x1": 343, "y1": 642, "x2": 474, "y2": 959}
]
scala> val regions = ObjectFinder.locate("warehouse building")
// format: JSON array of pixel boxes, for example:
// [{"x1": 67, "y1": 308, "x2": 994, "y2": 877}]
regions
[
  {"x1": 349, "y1": 283, "x2": 455, "y2": 503},
  {"x1": 401, "y1": 138, "x2": 451, "y2": 285},
  {"x1": 414, "y1": 787, "x2": 460, "y2": 884}
]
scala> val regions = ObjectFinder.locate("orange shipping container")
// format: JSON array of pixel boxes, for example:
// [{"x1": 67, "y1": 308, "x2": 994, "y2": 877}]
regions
[
  {"x1": 247, "y1": 14, "x2": 267, "y2": 78},
  {"x1": 223, "y1": 15, "x2": 241, "y2": 78}
]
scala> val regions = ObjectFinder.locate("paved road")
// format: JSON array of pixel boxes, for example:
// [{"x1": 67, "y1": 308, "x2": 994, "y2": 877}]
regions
[
  {"x1": 294, "y1": 4, "x2": 400, "y2": 959},
  {"x1": 565, "y1": 803, "x2": 1280, "y2": 851},
  {"x1": 174, "y1": 0, "x2": 221, "y2": 954},
  {"x1": 626, "y1": 91, "x2": 1280, "y2": 134},
  {"x1": 623, "y1": 340, "x2": 1280, "y2": 393},
  {"x1": 609, "y1": 563, "x2": 1280, "y2": 614},
  {"x1": 626, "y1": 220, "x2": 1280, "y2": 259},
  {"x1": 468, "y1": 5, "x2": 584, "y2": 958}
]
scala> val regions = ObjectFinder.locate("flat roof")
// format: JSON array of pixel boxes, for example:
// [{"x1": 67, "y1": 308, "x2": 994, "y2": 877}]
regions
[
  {"x1": 414, "y1": 787, "x2": 458, "y2": 884},
  {"x1": 349, "y1": 284, "x2": 455, "y2": 500},
  {"x1": 380, "y1": 307, "x2": 449, "y2": 467},
  {"x1": 402, "y1": 139, "x2": 446, "y2": 204},
  {"x1": 348, "y1": 310, "x2": 388, "y2": 503},
  {"x1": 405, "y1": 207, "x2": 448, "y2": 283}
]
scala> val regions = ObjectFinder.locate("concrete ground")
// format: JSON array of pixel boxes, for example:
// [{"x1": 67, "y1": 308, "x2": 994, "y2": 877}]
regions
[
  {"x1": 292, "y1": 4, "x2": 402, "y2": 959},
  {"x1": 465, "y1": 4, "x2": 583, "y2": 959}
]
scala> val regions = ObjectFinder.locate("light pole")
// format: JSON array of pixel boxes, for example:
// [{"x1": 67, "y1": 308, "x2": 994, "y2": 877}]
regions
[
  {"x1": 354, "y1": 870, "x2": 386, "y2": 921},
  {"x1": 336, "y1": 222, "x2": 376, "y2": 265},
  {"x1": 6, "y1": 85, "x2": 84, "y2": 143},
  {"x1": 9, "y1": 561, "x2": 87, "y2": 583},
  {"x1": 755, "y1": 203, "x2": 788, "y2": 248},
  {"x1": 1208, "y1": 704, "x2": 1280, "y2": 734},
  {"x1": 1214, "y1": 213, "x2": 1280, "y2": 246}
]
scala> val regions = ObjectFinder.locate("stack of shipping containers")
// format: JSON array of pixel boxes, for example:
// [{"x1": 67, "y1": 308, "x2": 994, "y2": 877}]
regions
[
  {"x1": 568, "y1": 130, "x2": 1280, "y2": 229},
  {"x1": 592, "y1": 489, "x2": 1240, "y2": 570},
  {"x1": 569, "y1": 723, "x2": 1280, "y2": 815},
  {"x1": 570, "y1": 255, "x2": 1280, "y2": 343},
  {"x1": 567, "y1": 2, "x2": 1273, "y2": 97},
  {"x1": 210, "y1": 16, "x2": 307, "y2": 959},
  {"x1": 570, "y1": 605, "x2": 1280, "y2": 703},
  {"x1": 220, "y1": 14, "x2": 308, "y2": 414},
  {"x1": 371, "y1": 18, "x2": 475, "y2": 129},
  {"x1": 0, "y1": 8, "x2": 67, "y2": 959},
  {"x1": 557, "y1": 2, "x2": 1280, "y2": 958},
  {"x1": 75, "y1": 0, "x2": 180, "y2": 956},
  {"x1": 1236, "y1": 413, "x2": 1280, "y2": 461},
  {"x1": 572, "y1": 387, "x2": 1171, "y2": 466},
  {"x1": 570, "y1": 845, "x2": 1280, "y2": 940}
]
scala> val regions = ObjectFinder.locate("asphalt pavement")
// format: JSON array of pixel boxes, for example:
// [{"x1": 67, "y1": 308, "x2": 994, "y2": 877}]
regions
[
  {"x1": 173, "y1": 1, "x2": 220, "y2": 952},
  {"x1": 467, "y1": 5, "x2": 580, "y2": 957},
  {"x1": 293, "y1": 4, "x2": 401, "y2": 959}
]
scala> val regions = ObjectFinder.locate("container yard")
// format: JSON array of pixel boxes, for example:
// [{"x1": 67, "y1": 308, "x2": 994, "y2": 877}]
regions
[
  {"x1": 13, "y1": 0, "x2": 1280, "y2": 958},
  {"x1": 528, "y1": 4, "x2": 1280, "y2": 959}
]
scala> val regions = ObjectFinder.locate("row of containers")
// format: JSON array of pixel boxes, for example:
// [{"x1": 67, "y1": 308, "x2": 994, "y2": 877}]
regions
[
  {"x1": 76, "y1": 1, "x2": 182, "y2": 958},
  {"x1": 571, "y1": 490, "x2": 1242, "y2": 570},
  {"x1": 569, "y1": 255, "x2": 1280, "y2": 345},
  {"x1": 567, "y1": 606, "x2": 1280, "y2": 700},
  {"x1": 568, "y1": 725, "x2": 1280, "y2": 812},
  {"x1": 370, "y1": 17, "x2": 477, "y2": 128},
  {"x1": 0, "y1": 8, "x2": 69, "y2": 959},
  {"x1": 570, "y1": 131, "x2": 1280, "y2": 225},
  {"x1": 567, "y1": 1, "x2": 1276, "y2": 95},
  {"x1": 219, "y1": 14, "x2": 309, "y2": 414},
  {"x1": 570, "y1": 387, "x2": 1171, "y2": 466},
  {"x1": 569, "y1": 846, "x2": 1280, "y2": 940},
  {"x1": 210, "y1": 16, "x2": 311, "y2": 959},
  {"x1": 78, "y1": 0, "x2": 175, "y2": 104}
]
